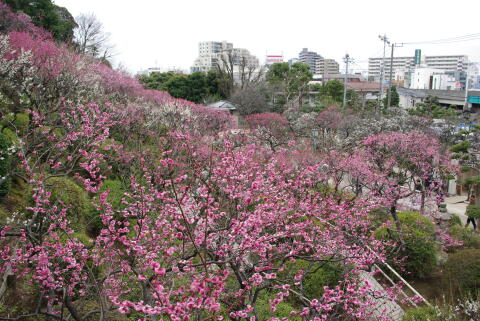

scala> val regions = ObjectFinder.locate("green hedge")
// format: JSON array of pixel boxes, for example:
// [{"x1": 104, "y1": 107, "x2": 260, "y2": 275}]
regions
[
  {"x1": 450, "y1": 141, "x2": 471, "y2": 153},
  {"x1": 466, "y1": 205, "x2": 480, "y2": 219},
  {"x1": 280, "y1": 259, "x2": 342, "y2": 300},
  {"x1": 0, "y1": 113, "x2": 29, "y2": 136},
  {"x1": 449, "y1": 224, "x2": 480, "y2": 249},
  {"x1": 0, "y1": 132, "x2": 11, "y2": 200},
  {"x1": 256, "y1": 293, "x2": 300, "y2": 321},
  {"x1": 86, "y1": 179, "x2": 127, "y2": 236},
  {"x1": 444, "y1": 249, "x2": 480, "y2": 297},
  {"x1": 46, "y1": 177, "x2": 91, "y2": 229},
  {"x1": 376, "y1": 211, "x2": 438, "y2": 279},
  {"x1": 402, "y1": 306, "x2": 441, "y2": 321},
  {"x1": 448, "y1": 215, "x2": 462, "y2": 227}
]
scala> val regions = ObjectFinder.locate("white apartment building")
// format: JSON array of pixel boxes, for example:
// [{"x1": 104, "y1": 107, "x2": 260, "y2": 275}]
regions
[
  {"x1": 368, "y1": 55, "x2": 468, "y2": 81},
  {"x1": 299, "y1": 48, "x2": 322, "y2": 73},
  {"x1": 368, "y1": 56, "x2": 415, "y2": 80},
  {"x1": 424, "y1": 55, "x2": 468, "y2": 73},
  {"x1": 469, "y1": 62, "x2": 480, "y2": 89},
  {"x1": 409, "y1": 67, "x2": 459, "y2": 90},
  {"x1": 191, "y1": 41, "x2": 259, "y2": 73}
]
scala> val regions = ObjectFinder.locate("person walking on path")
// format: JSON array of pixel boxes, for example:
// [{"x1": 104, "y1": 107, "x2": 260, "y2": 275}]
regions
[{"x1": 466, "y1": 194, "x2": 478, "y2": 230}]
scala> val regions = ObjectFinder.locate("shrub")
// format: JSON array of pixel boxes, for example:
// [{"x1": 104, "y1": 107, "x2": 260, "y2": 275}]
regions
[
  {"x1": 0, "y1": 206, "x2": 9, "y2": 224},
  {"x1": 376, "y1": 211, "x2": 438, "y2": 279},
  {"x1": 444, "y1": 249, "x2": 480, "y2": 297},
  {"x1": 1, "y1": 128, "x2": 17, "y2": 144},
  {"x1": 1, "y1": 177, "x2": 30, "y2": 213},
  {"x1": 0, "y1": 113, "x2": 29, "y2": 136},
  {"x1": 281, "y1": 259, "x2": 342, "y2": 300},
  {"x1": 86, "y1": 179, "x2": 126, "y2": 236},
  {"x1": 46, "y1": 177, "x2": 91, "y2": 229},
  {"x1": 368, "y1": 207, "x2": 390, "y2": 229},
  {"x1": 316, "y1": 184, "x2": 355, "y2": 203},
  {"x1": 0, "y1": 132, "x2": 11, "y2": 200},
  {"x1": 396, "y1": 211, "x2": 435, "y2": 234},
  {"x1": 450, "y1": 141, "x2": 471, "y2": 153},
  {"x1": 448, "y1": 214, "x2": 462, "y2": 227},
  {"x1": 466, "y1": 205, "x2": 480, "y2": 219},
  {"x1": 449, "y1": 224, "x2": 480, "y2": 249},
  {"x1": 303, "y1": 264, "x2": 342, "y2": 299},
  {"x1": 402, "y1": 306, "x2": 442, "y2": 321},
  {"x1": 256, "y1": 293, "x2": 300, "y2": 321}
]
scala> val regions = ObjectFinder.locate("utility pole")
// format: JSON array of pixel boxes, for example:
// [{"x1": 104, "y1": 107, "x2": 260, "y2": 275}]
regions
[
  {"x1": 378, "y1": 34, "x2": 390, "y2": 104},
  {"x1": 386, "y1": 42, "x2": 395, "y2": 108},
  {"x1": 343, "y1": 53, "x2": 353, "y2": 107},
  {"x1": 386, "y1": 42, "x2": 403, "y2": 108},
  {"x1": 464, "y1": 62, "x2": 470, "y2": 111}
]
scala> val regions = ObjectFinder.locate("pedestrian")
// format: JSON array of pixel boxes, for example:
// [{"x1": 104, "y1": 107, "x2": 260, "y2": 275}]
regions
[
  {"x1": 414, "y1": 178, "x2": 422, "y2": 191},
  {"x1": 466, "y1": 194, "x2": 477, "y2": 230}
]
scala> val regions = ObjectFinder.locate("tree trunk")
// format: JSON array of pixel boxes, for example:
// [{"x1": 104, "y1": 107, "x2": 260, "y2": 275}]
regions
[
  {"x1": 420, "y1": 190, "x2": 426, "y2": 214},
  {"x1": 390, "y1": 204, "x2": 405, "y2": 248}
]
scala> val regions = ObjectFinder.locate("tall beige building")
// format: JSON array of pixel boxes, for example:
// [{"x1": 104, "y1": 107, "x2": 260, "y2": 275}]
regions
[{"x1": 314, "y1": 58, "x2": 340, "y2": 75}]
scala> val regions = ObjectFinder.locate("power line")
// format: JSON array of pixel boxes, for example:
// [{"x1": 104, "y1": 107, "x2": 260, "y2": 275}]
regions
[{"x1": 401, "y1": 33, "x2": 480, "y2": 45}]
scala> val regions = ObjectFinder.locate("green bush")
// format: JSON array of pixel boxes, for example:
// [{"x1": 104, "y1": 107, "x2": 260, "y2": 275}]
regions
[
  {"x1": 444, "y1": 249, "x2": 480, "y2": 297},
  {"x1": 450, "y1": 141, "x2": 471, "y2": 153},
  {"x1": 402, "y1": 306, "x2": 442, "y2": 321},
  {"x1": 448, "y1": 214, "x2": 462, "y2": 227},
  {"x1": 12, "y1": 113, "x2": 29, "y2": 136},
  {"x1": 397, "y1": 211, "x2": 435, "y2": 234},
  {"x1": 0, "y1": 206, "x2": 9, "y2": 225},
  {"x1": 86, "y1": 179, "x2": 127, "y2": 236},
  {"x1": 1, "y1": 113, "x2": 30, "y2": 136},
  {"x1": 303, "y1": 264, "x2": 342, "y2": 299},
  {"x1": 46, "y1": 177, "x2": 91, "y2": 229},
  {"x1": 449, "y1": 224, "x2": 480, "y2": 249},
  {"x1": 1, "y1": 128, "x2": 17, "y2": 144},
  {"x1": 463, "y1": 176, "x2": 480, "y2": 187},
  {"x1": 281, "y1": 259, "x2": 342, "y2": 300},
  {"x1": 316, "y1": 184, "x2": 355, "y2": 202},
  {"x1": 256, "y1": 293, "x2": 300, "y2": 321},
  {"x1": 99, "y1": 179, "x2": 126, "y2": 209},
  {"x1": 376, "y1": 211, "x2": 438, "y2": 279},
  {"x1": 466, "y1": 205, "x2": 480, "y2": 219},
  {"x1": 0, "y1": 132, "x2": 11, "y2": 200},
  {"x1": 368, "y1": 207, "x2": 390, "y2": 228}
]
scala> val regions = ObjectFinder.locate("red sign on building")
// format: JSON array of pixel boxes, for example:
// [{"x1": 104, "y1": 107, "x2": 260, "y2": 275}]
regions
[{"x1": 266, "y1": 55, "x2": 284, "y2": 64}]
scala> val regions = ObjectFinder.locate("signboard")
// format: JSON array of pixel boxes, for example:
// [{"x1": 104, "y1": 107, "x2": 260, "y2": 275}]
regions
[
  {"x1": 266, "y1": 55, "x2": 284, "y2": 64},
  {"x1": 468, "y1": 95, "x2": 480, "y2": 104},
  {"x1": 414, "y1": 49, "x2": 421, "y2": 65}
]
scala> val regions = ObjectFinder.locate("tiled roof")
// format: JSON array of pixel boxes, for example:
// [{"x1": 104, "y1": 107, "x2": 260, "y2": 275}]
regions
[{"x1": 346, "y1": 82, "x2": 381, "y2": 91}]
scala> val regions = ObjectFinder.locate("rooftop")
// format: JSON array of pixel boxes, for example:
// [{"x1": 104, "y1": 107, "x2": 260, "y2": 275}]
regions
[
  {"x1": 207, "y1": 100, "x2": 237, "y2": 110},
  {"x1": 397, "y1": 87, "x2": 480, "y2": 99}
]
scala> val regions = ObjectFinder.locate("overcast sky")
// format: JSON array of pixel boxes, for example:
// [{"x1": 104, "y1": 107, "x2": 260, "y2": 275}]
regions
[{"x1": 55, "y1": 0, "x2": 480, "y2": 74}]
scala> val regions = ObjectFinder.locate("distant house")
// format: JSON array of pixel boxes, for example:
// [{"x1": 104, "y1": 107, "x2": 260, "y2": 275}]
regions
[
  {"x1": 346, "y1": 82, "x2": 381, "y2": 104},
  {"x1": 207, "y1": 100, "x2": 237, "y2": 112},
  {"x1": 397, "y1": 87, "x2": 480, "y2": 110},
  {"x1": 207, "y1": 100, "x2": 239, "y2": 127}
]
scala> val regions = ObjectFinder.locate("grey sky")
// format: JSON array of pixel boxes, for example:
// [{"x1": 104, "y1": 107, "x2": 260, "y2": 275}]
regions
[{"x1": 55, "y1": 0, "x2": 480, "y2": 74}]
